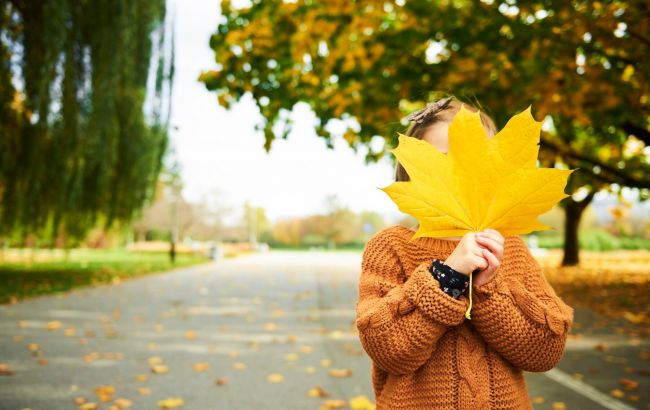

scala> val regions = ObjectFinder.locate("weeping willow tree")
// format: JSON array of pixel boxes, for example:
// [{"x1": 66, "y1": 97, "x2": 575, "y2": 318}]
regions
[{"x1": 0, "y1": 0, "x2": 175, "y2": 246}]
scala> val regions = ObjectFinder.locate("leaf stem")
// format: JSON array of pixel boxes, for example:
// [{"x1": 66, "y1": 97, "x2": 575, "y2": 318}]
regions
[{"x1": 465, "y1": 271, "x2": 473, "y2": 320}]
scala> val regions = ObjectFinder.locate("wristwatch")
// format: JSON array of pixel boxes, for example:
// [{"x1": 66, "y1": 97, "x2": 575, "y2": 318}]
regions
[{"x1": 429, "y1": 259, "x2": 470, "y2": 299}]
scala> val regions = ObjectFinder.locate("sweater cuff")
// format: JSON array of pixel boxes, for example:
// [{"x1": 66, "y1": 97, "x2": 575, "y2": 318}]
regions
[
  {"x1": 430, "y1": 259, "x2": 470, "y2": 299},
  {"x1": 403, "y1": 261, "x2": 469, "y2": 327}
]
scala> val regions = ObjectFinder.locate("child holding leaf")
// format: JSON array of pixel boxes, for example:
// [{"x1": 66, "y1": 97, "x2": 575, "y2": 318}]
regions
[{"x1": 355, "y1": 96, "x2": 575, "y2": 409}]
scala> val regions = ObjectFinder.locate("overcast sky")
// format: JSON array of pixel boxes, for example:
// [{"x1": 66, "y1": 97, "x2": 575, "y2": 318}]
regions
[{"x1": 168, "y1": 0, "x2": 402, "y2": 225}]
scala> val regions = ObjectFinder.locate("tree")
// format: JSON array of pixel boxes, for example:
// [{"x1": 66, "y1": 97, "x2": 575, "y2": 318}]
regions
[
  {"x1": 0, "y1": 0, "x2": 175, "y2": 244},
  {"x1": 243, "y1": 201, "x2": 270, "y2": 247},
  {"x1": 199, "y1": 0, "x2": 649, "y2": 265},
  {"x1": 272, "y1": 217, "x2": 304, "y2": 246}
]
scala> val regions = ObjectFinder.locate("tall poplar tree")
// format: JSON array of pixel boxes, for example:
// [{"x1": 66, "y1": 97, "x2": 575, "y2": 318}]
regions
[{"x1": 0, "y1": 0, "x2": 175, "y2": 245}]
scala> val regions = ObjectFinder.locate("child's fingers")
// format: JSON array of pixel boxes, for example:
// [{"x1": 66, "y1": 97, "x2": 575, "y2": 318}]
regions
[
  {"x1": 483, "y1": 248, "x2": 499, "y2": 267},
  {"x1": 476, "y1": 235, "x2": 502, "y2": 256},
  {"x1": 483, "y1": 228, "x2": 504, "y2": 240},
  {"x1": 480, "y1": 229, "x2": 504, "y2": 247}
]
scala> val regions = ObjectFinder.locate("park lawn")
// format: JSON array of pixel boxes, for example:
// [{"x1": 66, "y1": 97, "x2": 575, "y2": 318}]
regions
[{"x1": 0, "y1": 249, "x2": 209, "y2": 304}]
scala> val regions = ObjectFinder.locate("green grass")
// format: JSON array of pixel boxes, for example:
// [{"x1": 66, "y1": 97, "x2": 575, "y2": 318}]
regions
[
  {"x1": 534, "y1": 229, "x2": 650, "y2": 251},
  {"x1": 0, "y1": 249, "x2": 209, "y2": 304}
]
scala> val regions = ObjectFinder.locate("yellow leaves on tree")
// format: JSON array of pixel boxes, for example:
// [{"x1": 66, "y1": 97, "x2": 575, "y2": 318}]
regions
[{"x1": 380, "y1": 104, "x2": 576, "y2": 318}]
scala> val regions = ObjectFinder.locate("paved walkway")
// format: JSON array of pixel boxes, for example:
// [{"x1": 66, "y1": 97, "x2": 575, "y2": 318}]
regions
[{"x1": 0, "y1": 251, "x2": 646, "y2": 409}]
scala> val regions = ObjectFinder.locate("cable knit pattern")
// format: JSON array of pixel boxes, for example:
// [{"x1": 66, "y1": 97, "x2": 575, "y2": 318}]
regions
[{"x1": 355, "y1": 225, "x2": 574, "y2": 410}]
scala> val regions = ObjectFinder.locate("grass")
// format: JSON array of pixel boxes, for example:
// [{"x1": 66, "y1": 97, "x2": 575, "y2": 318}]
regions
[{"x1": 0, "y1": 248, "x2": 209, "y2": 304}]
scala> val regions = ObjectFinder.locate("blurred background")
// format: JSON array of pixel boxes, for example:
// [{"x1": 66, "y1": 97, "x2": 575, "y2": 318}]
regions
[{"x1": 0, "y1": 0, "x2": 648, "y2": 409}]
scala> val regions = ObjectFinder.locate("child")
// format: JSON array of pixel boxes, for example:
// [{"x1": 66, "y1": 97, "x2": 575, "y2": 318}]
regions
[{"x1": 355, "y1": 96, "x2": 574, "y2": 410}]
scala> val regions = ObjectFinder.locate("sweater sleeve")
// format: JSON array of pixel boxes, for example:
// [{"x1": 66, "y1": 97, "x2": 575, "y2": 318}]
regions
[
  {"x1": 355, "y1": 232, "x2": 468, "y2": 376},
  {"x1": 470, "y1": 236, "x2": 574, "y2": 372}
]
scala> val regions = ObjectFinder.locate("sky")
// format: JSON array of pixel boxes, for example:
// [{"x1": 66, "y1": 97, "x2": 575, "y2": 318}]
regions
[{"x1": 168, "y1": 0, "x2": 401, "y2": 225}]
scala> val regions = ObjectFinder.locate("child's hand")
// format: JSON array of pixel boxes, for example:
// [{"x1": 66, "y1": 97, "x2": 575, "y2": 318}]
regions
[
  {"x1": 444, "y1": 232, "x2": 490, "y2": 276},
  {"x1": 472, "y1": 228, "x2": 504, "y2": 288}
]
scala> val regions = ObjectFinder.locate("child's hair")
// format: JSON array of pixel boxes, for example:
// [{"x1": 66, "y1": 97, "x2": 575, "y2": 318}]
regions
[{"x1": 395, "y1": 95, "x2": 498, "y2": 182}]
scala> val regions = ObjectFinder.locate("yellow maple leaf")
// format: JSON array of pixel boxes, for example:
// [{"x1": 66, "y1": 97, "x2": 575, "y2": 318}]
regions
[
  {"x1": 158, "y1": 397, "x2": 184, "y2": 409},
  {"x1": 380, "y1": 104, "x2": 577, "y2": 318},
  {"x1": 349, "y1": 395, "x2": 376, "y2": 410}
]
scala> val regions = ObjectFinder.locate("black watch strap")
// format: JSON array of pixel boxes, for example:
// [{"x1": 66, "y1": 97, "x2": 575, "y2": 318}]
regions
[{"x1": 429, "y1": 259, "x2": 470, "y2": 299}]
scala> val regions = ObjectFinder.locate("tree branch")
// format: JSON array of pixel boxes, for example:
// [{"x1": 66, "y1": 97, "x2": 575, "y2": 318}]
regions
[
  {"x1": 540, "y1": 137, "x2": 650, "y2": 188},
  {"x1": 622, "y1": 121, "x2": 650, "y2": 146}
]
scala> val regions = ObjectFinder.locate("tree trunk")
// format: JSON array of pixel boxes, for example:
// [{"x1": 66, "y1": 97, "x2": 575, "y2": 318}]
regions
[
  {"x1": 169, "y1": 240, "x2": 176, "y2": 264},
  {"x1": 561, "y1": 191, "x2": 595, "y2": 266}
]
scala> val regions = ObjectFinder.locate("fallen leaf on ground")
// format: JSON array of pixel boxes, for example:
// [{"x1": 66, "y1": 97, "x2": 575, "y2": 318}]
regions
[
  {"x1": 329, "y1": 330, "x2": 344, "y2": 339},
  {"x1": 47, "y1": 320, "x2": 62, "y2": 330},
  {"x1": 349, "y1": 395, "x2": 376, "y2": 410},
  {"x1": 112, "y1": 397, "x2": 132, "y2": 409},
  {"x1": 320, "y1": 400, "x2": 347, "y2": 409},
  {"x1": 0, "y1": 363, "x2": 15, "y2": 375},
  {"x1": 618, "y1": 378, "x2": 639, "y2": 390},
  {"x1": 192, "y1": 363, "x2": 210, "y2": 372},
  {"x1": 531, "y1": 396, "x2": 544, "y2": 404},
  {"x1": 158, "y1": 397, "x2": 184, "y2": 409},
  {"x1": 263, "y1": 322, "x2": 278, "y2": 331},
  {"x1": 308, "y1": 385, "x2": 329, "y2": 398},
  {"x1": 594, "y1": 343, "x2": 609, "y2": 352},
  {"x1": 94, "y1": 385, "x2": 115, "y2": 402},
  {"x1": 300, "y1": 345, "x2": 314, "y2": 353},
  {"x1": 328, "y1": 368, "x2": 352, "y2": 378},
  {"x1": 151, "y1": 365, "x2": 169, "y2": 374},
  {"x1": 148, "y1": 356, "x2": 163, "y2": 365},
  {"x1": 137, "y1": 387, "x2": 151, "y2": 395},
  {"x1": 267, "y1": 373, "x2": 285, "y2": 383},
  {"x1": 623, "y1": 311, "x2": 645, "y2": 324}
]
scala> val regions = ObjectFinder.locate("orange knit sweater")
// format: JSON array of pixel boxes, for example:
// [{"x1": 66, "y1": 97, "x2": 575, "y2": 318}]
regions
[{"x1": 355, "y1": 225, "x2": 574, "y2": 410}]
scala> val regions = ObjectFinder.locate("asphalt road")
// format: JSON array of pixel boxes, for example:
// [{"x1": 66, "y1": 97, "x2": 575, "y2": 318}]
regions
[{"x1": 0, "y1": 250, "x2": 647, "y2": 409}]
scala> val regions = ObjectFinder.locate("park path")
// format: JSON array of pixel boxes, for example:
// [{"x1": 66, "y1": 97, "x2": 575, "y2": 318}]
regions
[{"x1": 0, "y1": 250, "x2": 646, "y2": 409}]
